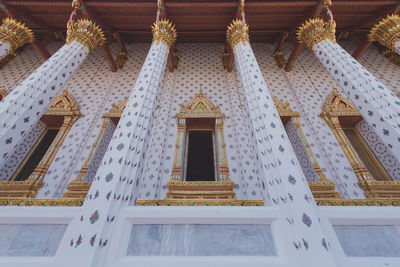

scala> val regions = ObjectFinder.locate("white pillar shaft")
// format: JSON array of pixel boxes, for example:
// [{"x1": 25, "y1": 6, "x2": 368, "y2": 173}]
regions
[
  {"x1": 57, "y1": 42, "x2": 169, "y2": 267},
  {"x1": 396, "y1": 41, "x2": 400, "y2": 55},
  {"x1": 0, "y1": 41, "x2": 10, "y2": 60},
  {"x1": 314, "y1": 39, "x2": 400, "y2": 161},
  {"x1": 0, "y1": 41, "x2": 88, "y2": 165},
  {"x1": 233, "y1": 41, "x2": 337, "y2": 266}
]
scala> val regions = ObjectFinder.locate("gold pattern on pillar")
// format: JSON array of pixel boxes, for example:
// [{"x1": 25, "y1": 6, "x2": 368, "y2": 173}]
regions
[
  {"x1": 151, "y1": 19, "x2": 177, "y2": 48},
  {"x1": 0, "y1": 84, "x2": 6, "y2": 100},
  {"x1": 137, "y1": 90, "x2": 263, "y2": 206},
  {"x1": 226, "y1": 19, "x2": 249, "y2": 48},
  {"x1": 273, "y1": 96, "x2": 340, "y2": 199},
  {"x1": 297, "y1": 18, "x2": 336, "y2": 51},
  {"x1": 0, "y1": 90, "x2": 81, "y2": 198},
  {"x1": 66, "y1": 19, "x2": 105, "y2": 53},
  {"x1": 369, "y1": 15, "x2": 400, "y2": 51},
  {"x1": 321, "y1": 88, "x2": 400, "y2": 198},
  {"x1": 0, "y1": 18, "x2": 34, "y2": 56},
  {"x1": 64, "y1": 98, "x2": 127, "y2": 199}
]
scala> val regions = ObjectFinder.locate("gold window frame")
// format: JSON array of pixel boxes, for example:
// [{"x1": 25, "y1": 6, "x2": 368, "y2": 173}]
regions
[
  {"x1": 321, "y1": 88, "x2": 400, "y2": 198},
  {"x1": 272, "y1": 96, "x2": 340, "y2": 199},
  {"x1": 136, "y1": 90, "x2": 263, "y2": 206},
  {"x1": 64, "y1": 97, "x2": 127, "y2": 199},
  {"x1": 0, "y1": 90, "x2": 81, "y2": 198}
]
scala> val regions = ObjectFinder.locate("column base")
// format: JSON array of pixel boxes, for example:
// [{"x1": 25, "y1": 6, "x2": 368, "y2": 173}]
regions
[
  {"x1": 63, "y1": 180, "x2": 91, "y2": 199},
  {"x1": 0, "y1": 178, "x2": 42, "y2": 198},
  {"x1": 308, "y1": 180, "x2": 341, "y2": 199},
  {"x1": 358, "y1": 180, "x2": 400, "y2": 198},
  {"x1": 136, "y1": 180, "x2": 264, "y2": 206}
]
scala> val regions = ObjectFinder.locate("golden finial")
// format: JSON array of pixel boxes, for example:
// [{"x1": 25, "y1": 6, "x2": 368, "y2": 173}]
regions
[
  {"x1": 0, "y1": 18, "x2": 34, "y2": 55},
  {"x1": 297, "y1": 18, "x2": 336, "y2": 51},
  {"x1": 323, "y1": 0, "x2": 331, "y2": 8},
  {"x1": 152, "y1": 19, "x2": 177, "y2": 47},
  {"x1": 226, "y1": 19, "x2": 249, "y2": 48},
  {"x1": 72, "y1": 0, "x2": 81, "y2": 9},
  {"x1": 240, "y1": 0, "x2": 245, "y2": 9},
  {"x1": 157, "y1": 0, "x2": 162, "y2": 8},
  {"x1": 369, "y1": 14, "x2": 400, "y2": 52},
  {"x1": 66, "y1": 19, "x2": 105, "y2": 53}
]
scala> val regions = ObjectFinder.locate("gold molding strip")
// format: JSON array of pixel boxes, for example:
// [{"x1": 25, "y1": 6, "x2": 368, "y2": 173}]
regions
[
  {"x1": 321, "y1": 88, "x2": 400, "y2": 198},
  {"x1": 317, "y1": 198, "x2": 400, "y2": 207},
  {"x1": 0, "y1": 198, "x2": 83, "y2": 206},
  {"x1": 136, "y1": 199, "x2": 264, "y2": 207}
]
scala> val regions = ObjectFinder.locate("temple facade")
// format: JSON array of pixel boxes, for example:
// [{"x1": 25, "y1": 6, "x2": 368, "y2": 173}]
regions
[{"x1": 0, "y1": 0, "x2": 400, "y2": 266}]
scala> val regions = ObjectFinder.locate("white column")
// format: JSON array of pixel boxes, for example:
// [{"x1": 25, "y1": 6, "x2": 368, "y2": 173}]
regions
[
  {"x1": 0, "y1": 17, "x2": 34, "y2": 60},
  {"x1": 228, "y1": 20, "x2": 337, "y2": 266},
  {"x1": 0, "y1": 42, "x2": 10, "y2": 60},
  {"x1": 0, "y1": 19, "x2": 104, "y2": 166},
  {"x1": 56, "y1": 19, "x2": 176, "y2": 267},
  {"x1": 396, "y1": 41, "x2": 400, "y2": 54},
  {"x1": 299, "y1": 18, "x2": 400, "y2": 163}
]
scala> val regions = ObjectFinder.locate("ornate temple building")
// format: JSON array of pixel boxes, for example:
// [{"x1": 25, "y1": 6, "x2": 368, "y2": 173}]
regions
[{"x1": 0, "y1": 0, "x2": 400, "y2": 266}]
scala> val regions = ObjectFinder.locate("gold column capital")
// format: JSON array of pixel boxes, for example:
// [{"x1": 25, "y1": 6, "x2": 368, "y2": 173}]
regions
[
  {"x1": 0, "y1": 18, "x2": 34, "y2": 55},
  {"x1": 297, "y1": 18, "x2": 336, "y2": 51},
  {"x1": 226, "y1": 19, "x2": 249, "y2": 48},
  {"x1": 369, "y1": 14, "x2": 400, "y2": 51},
  {"x1": 151, "y1": 19, "x2": 177, "y2": 48},
  {"x1": 66, "y1": 19, "x2": 105, "y2": 53}
]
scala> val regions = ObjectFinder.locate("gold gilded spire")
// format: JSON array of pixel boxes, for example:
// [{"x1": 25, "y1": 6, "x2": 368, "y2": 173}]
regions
[
  {"x1": 0, "y1": 18, "x2": 34, "y2": 55},
  {"x1": 226, "y1": 19, "x2": 249, "y2": 48},
  {"x1": 369, "y1": 14, "x2": 400, "y2": 51},
  {"x1": 66, "y1": 19, "x2": 105, "y2": 53},
  {"x1": 151, "y1": 19, "x2": 177, "y2": 48},
  {"x1": 297, "y1": 18, "x2": 336, "y2": 51}
]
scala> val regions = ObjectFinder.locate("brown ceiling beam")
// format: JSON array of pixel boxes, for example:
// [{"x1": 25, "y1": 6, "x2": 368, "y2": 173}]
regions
[
  {"x1": 284, "y1": 0, "x2": 325, "y2": 72},
  {"x1": 80, "y1": 0, "x2": 117, "y2": 72},
  {"x1": 0, "y1": 0, "x2": 51, "y2": 59},
  {"x1": 352, "y1": 2, "x2": 400, "y2": 59},
  {"x1": 6, "y1": 1, "x2": 398, "y2": 8}
]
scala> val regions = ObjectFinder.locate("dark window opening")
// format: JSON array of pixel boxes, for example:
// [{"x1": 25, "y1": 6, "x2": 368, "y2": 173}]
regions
[
  {"x1": 14, "y1": 129, "x2": 60, "y2": 181},
  {"x1": 186, "y1": 130, "x2": 215, "y2": 181}
]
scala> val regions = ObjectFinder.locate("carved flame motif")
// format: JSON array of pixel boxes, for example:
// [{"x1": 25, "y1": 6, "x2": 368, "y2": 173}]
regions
[
  {"x1": 321, "y1": 88, "x2": 358, "y2": 116},
  {"x1": 180, "y1": 89, "x2": 221, "y2": 115}
]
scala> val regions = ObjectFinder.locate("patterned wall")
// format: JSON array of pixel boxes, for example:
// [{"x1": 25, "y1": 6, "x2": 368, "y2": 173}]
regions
[
  {"x1": 356, "y1": 120, "x2": 400, "y2": 180},
  {"x1": 0, "y1": 120, "x2": 46, "y2": 180},
  {"x1": 136, "y1": 43, "x2": 265, "y2": 201},
  {"x1": 285, "y1": 120, "x2": 319, "y2": 182},
  {"x1": 83, "y1": 120, "x2": 116, "y2": 182},
  {"x1": 1, "y1": 40, "x2": 399, "y2": 199}
]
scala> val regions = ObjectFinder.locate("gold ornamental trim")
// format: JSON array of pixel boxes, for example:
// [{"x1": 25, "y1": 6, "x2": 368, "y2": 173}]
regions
[
  {"x1": 152, "y1": 19, "x2": 177, "y2": 48},
  {"x1": 66, "y1": 19, "x2": 105, "y2": 53},
  {"x1": 316, "y1": 198, "x2": 400, "y2": 207},
  {"x1": 369, "y1": 14, "x2": 400, "y2": 51},
  {"x1": 0, "y1": 198, "x2": 83, "y2": 207},
  {"x1": 226, "y1": 19, "x2": 249, "y2": 48},
  {"x1": 136, "y1": 199, "x2": 264, "y2": 206},
  {"x1": 0, "y1": 18, "x2": 34, "y2": 55},
  {"x1": 297, "y1": 18, "x2": 336, "y2": 51}
]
